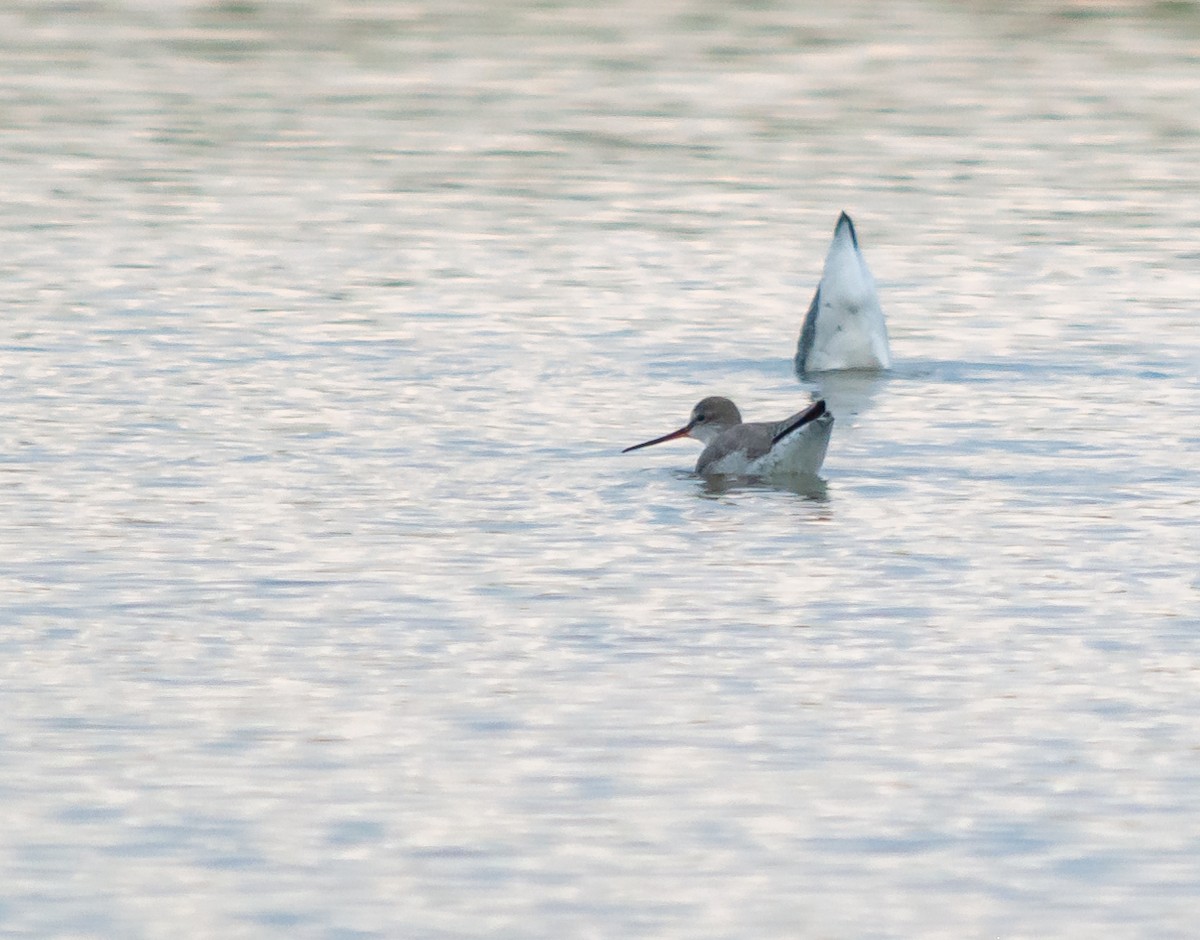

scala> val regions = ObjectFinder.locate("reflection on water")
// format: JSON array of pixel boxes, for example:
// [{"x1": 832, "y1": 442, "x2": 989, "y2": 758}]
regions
[
  {"x1": 802, "y1": 368, "x2": 892, "y2": 421},
  {"x1": 2, "y1": 1, "x2": 1200, "y2": 938},
  {"x1": 697, "y1": 470, "x2": 829, "y2": 501}
]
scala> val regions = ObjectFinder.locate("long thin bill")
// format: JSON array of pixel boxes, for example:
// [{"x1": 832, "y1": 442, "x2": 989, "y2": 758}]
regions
[{"x1": 622, "y1": 424, "x2": 692, "y2": 453}]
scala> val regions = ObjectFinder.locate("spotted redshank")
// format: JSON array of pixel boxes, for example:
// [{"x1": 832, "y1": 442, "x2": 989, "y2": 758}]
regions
[
  {"x1": 623, "y1": 397, "x2": 833, "y2": 478},
  {"x1": 795, "y1": 212, "x2": 890, "y2": 375}
]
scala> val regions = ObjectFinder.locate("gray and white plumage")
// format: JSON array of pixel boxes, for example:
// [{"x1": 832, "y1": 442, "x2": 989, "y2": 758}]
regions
[
  {"x1": 623, "y1": 396, "x2": 833, "y2": 478},
  {"x1": 795, "y1": 212, "x2": 890, "y2": 375}
]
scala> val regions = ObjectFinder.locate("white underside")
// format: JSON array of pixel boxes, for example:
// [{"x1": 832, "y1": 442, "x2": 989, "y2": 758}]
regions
[
  {"x1": 703, "y1": 415, "x2": 833, "y2": 479},
  {"x1": 798, "y1": 224, "x2": 891, "y2": 373}
]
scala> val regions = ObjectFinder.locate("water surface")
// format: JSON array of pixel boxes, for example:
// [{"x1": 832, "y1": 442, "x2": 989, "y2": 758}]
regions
[{"x1": 2, "y1": 1, "x2": 1199, "y2": 937}]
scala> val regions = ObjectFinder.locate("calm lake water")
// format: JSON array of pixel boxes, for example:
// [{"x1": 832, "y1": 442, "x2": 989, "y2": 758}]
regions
[{"x1": 2, "y1": 1, "x2": 1199, "y2": 937}]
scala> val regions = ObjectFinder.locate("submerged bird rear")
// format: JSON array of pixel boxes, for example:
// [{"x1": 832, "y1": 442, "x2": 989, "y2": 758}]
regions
[{"x1": 795, "y1": 212, "x2": 891, "y2": 375}]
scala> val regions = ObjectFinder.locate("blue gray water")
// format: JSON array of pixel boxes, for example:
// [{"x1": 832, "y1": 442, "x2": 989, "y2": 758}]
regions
[{"x1": 2, "y1": 1, "x2": 1199, "y2": 937}]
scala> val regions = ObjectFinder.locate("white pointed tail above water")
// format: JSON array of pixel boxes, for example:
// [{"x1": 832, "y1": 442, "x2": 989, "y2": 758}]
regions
[{"x1": 795, "y1": 212, "x2": 890, "y2": 375}]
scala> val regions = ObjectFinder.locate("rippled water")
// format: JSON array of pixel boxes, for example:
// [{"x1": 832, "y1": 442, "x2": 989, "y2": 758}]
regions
[{"x1": 2, "y1": 1, "x2": 1200, "y2": 937}]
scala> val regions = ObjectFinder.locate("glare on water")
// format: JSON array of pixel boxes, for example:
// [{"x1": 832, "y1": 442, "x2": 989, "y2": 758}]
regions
[{"x1": 1, "y1": 1, "x2": 1199, "y2": 938}]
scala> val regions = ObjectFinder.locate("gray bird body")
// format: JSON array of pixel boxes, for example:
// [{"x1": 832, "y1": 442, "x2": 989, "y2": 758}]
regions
[{"x1": 624, "y1": 396, "x2": 833, "y2": 478}]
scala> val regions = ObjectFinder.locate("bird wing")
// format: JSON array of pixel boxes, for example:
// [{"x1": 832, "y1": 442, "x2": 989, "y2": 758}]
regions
[
  {"x1": 794, "y1": 284, "x2": 821, "y2": 375},
  {"x1": 695, "y1": 424, "x2": 776, "y2": 475},
  {"x1": 771, "y1": 400, "x2": 827, "y2": 445}
]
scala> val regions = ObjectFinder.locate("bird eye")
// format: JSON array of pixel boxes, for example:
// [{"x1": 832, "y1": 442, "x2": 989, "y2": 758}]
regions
[{"x1": 694, "y1": 413, "x2": 705, "y2": 423}]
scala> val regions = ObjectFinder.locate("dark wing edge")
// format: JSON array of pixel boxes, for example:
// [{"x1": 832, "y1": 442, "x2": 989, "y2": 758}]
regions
[
  {"x1": 771, "y1": 399, "x2": 828, "y2": 445},
  {"x1": 794, "y1": 284, "x2": 821, "y2": 375},
  {"x1": 836, "y1": 211, "x2": 858, "y2": 250}
]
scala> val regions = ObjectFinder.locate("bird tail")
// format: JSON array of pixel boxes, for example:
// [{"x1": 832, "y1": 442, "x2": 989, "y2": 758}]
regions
[{"x1": 772, "y1": 399, "x2": 828, "y2": 445}]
